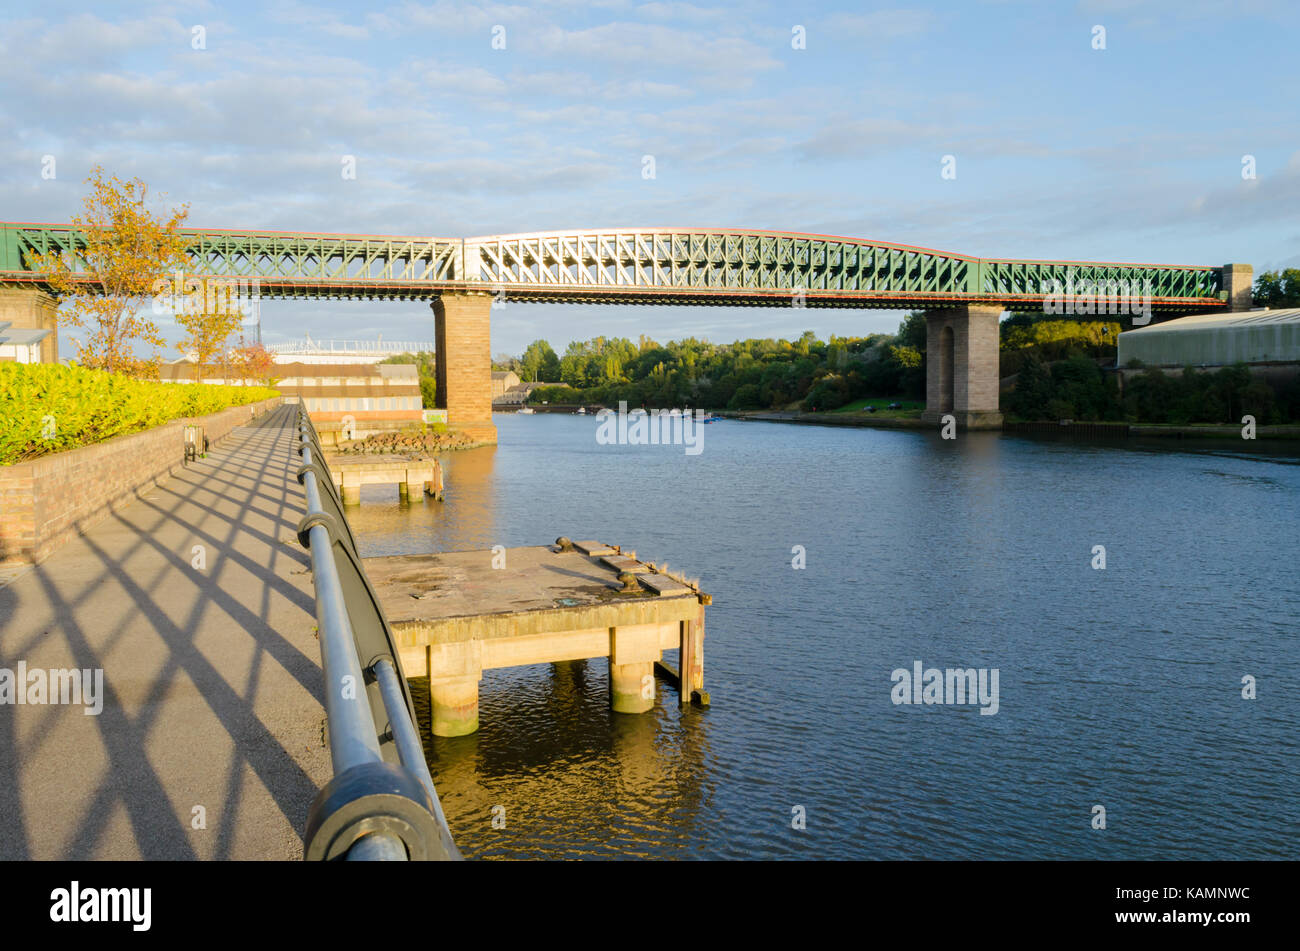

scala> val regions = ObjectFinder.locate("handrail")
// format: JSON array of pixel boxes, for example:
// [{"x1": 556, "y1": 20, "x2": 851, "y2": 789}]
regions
[{"x1": 294, "y1": 401, "x2": 461, "y2": 861}]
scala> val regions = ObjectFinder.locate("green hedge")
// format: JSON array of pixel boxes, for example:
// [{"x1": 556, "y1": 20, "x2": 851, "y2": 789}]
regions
[{"x1": 0, "y1": 363, "x2": 278, "y2": 465}]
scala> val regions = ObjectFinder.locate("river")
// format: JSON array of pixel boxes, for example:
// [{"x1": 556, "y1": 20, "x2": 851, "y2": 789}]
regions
[{"x1": 348, "y1": 414, "x2": 1300, "y2": 859}]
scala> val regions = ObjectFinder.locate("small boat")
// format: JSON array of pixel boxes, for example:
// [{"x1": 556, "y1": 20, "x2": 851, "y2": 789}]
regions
[
  {"x1": 575, "y1": 406, "x2": 586, "y2": 415},
  {"x1": 518, "y1": 406, "x2": 535, "y2": 414}
]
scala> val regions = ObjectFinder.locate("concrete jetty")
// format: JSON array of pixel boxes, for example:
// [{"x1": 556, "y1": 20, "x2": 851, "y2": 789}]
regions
[
  {"x1": 321, "y1": 452, "x2": 444, "y2": 504},
  {"x1": 366, "y1": 540, "x2": 710, "y2": 737},
  {"x1": 0, "y1": 404, "x2": 331, "y2": 859}
]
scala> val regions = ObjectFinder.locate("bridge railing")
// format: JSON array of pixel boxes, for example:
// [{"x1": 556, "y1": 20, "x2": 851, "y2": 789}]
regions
[{"x1": 293, "y1": 402, "x2": 461, "y2": 861}]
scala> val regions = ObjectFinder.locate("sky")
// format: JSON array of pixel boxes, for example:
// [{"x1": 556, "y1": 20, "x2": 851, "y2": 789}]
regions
[{"x1": 1, "y1": 0, "x2": 1298, "y2": 358}]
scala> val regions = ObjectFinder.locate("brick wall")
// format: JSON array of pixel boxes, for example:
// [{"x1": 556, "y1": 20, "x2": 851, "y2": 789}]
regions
[
  {"x1": 0, "y1": 397, "x2": 281, "y2": 565},
  {"x1": 431, "y1": 293, "x2": 497, "y2": 443}
]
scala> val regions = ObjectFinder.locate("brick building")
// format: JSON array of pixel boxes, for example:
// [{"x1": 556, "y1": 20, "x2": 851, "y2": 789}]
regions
[{"x1": 159, "y1": 360, "x2": 425, "y2": 439}]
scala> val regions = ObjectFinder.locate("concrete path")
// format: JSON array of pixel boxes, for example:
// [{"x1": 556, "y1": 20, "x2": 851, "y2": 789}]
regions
[{"x1": 0, "y1": 404, "x2": 331, "y2": 859}]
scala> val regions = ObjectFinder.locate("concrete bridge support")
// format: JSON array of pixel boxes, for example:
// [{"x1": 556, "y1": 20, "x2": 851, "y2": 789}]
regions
[
  {"x1": 920, "y1": 303, "x2": 1004, "y2": 430},
  {"x1": 1222, "y1": 263, "x2": 1253, "y2": 312},
  {"x1": 431, "y1": 291, "x2": 497, "y2": 444},
  {"x1": 0, "y1": 286, "x2": 59, "y2": 363}
]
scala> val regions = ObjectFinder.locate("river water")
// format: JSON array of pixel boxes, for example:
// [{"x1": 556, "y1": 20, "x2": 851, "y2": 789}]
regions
[{"x1": 348, "y1": 414, "x2": 1300, "y2": 860}]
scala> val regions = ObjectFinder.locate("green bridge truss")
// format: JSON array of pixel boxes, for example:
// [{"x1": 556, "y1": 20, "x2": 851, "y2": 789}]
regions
[{"x1": 0, "y1": 222, "x2": 1227, "y2": 311}]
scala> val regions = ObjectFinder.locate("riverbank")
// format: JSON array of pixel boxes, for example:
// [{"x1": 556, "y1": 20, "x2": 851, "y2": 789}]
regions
[
  {"x1": 717, "y1": 410, "x2": 1300, "y2": 440},
  {"x1": 717, "y1": 410, "x2": 929, "y2": 430}
]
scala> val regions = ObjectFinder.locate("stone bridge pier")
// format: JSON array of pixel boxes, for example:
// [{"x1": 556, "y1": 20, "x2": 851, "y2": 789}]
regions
[
  {"x1": 431, "y1": 291, "x2": 497, "y2": 444},
  {"x1": 920, "y1": 303, "x2": 1004, "y2": 430}
]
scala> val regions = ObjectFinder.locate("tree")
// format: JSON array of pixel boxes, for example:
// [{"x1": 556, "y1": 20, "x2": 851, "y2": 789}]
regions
[
  {"x1": 175, "y1": 290, "x2": 244, "y2": 381},
  {"x1": 229, "y1": 340, "x2": 276, "y2": 386},
  {"x1": 896, "y1": 312, "x2": 927, "y2": 352},
  {"x1": 520, "y1": 339, "x2": 560, "y2": 382},
  {"x1": 27, "y1": 167, "x2": 189, "y2": 376},
  {"x1": 1253, "y1": 269, "x2": 1300, "y2": 308},
  {"x1": 1007, "y1": 352, "x2": 1053, "y2": 419}
]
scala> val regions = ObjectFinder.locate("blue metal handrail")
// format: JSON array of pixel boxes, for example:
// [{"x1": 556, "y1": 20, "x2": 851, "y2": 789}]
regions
[{"x1": 294, "y1": 402, "x2": 460, "y2": 861}]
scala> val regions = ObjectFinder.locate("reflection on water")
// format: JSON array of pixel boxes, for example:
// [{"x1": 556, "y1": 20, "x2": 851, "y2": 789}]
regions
[
  {"x1": 352, "y1": 415, "x2": 1300, "y2": 860},
  {"x1": 411, "y1": 660, "x2": 713, "y2": 860}
]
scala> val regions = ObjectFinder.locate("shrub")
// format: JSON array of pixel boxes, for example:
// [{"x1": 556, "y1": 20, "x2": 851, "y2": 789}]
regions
[{"x1": 0, "y1": 363, "x2": 278, "y2": 465}]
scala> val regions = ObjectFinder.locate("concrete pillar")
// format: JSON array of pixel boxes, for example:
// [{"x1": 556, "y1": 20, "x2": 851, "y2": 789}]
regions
[
  {"x1": 428, "y1": 641, "x2": 482, "y2": 736},
  {"x1": 398, "y1": 481, "x2": 411, "y2": 502},
  {"x1": 1222, "y1": 263, "x2": 1253, "y2": 312},
  {"x1": 0, "y1": 287, "x2": 59, "y2": 363},
  {"x1": 429, "y1": 677, "x2": 479, "y2": 737},
  {"x1": 920, "y1": 303, "x2": 1004, "y2": 430},
  {"x1": 610, "y1": 661, "x2": 654, "y2": 713},
  {"x1": 431, "y1": 292, "x2": 497, "y2": 445},
  {"x1": 609, "y1": 624, "x2": 660, "y2": 714},
  {"x1": 340, "y1": 472, "x2": 361, "y2": 506}
]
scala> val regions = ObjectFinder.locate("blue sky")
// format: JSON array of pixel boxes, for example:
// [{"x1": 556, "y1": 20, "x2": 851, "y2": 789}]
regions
[{"x1": 1, "y1": 0, "x2": 1297, "y2": 357}]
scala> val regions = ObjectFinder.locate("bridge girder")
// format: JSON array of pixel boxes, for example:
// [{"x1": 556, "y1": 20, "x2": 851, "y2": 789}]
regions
[{"x1": 0, "y1": 223, "x2": 1228, "y2": 310}]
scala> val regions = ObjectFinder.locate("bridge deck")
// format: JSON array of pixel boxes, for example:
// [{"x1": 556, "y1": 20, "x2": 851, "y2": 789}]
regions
[{"x1": 0, "y1": 404, "x2": 331, "y2": 859}]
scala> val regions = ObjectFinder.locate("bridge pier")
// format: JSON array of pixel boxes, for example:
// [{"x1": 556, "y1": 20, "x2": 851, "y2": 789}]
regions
[
  {"x1": 0, "y1": 286, "x2": 59, "y2": 363},
  {"x1": 920, "y1": 303, "x2": 1004, "y2": 430},
  {"x1": 1222, "y1": 263, "x2": 1253, "y2": 312},
  {"x1": 431, "y1": 291, "x2": 497, "y2": 445}
]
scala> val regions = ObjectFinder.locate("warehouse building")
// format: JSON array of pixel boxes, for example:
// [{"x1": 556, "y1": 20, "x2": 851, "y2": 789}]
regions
[{"x1": 1117, "y1": 308, "x2": 1300, "y2": 387}]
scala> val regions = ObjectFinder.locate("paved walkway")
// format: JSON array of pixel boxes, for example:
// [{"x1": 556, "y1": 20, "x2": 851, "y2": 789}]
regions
[{"x1": 0, "y1": 404, "x2": 332, "y2": 859}]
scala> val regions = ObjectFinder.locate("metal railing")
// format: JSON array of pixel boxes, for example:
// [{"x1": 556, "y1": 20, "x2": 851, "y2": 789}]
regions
[{"x1": 294, "y1": 402, "x2": 461, "y2": 861}]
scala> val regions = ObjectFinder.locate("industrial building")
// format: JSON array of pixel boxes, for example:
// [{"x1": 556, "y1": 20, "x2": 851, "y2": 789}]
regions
[{"x1": 1117, "y1": 308, "x2": 1300, "y2": 386}]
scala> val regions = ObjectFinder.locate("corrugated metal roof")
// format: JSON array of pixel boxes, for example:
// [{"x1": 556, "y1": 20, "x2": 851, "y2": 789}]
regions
[
  {"x1": 1118, "y1": 308, "x2": 1300, "y2": 366},
  {"x1": 1123, "y1": 308, "x2": 1300, "y2": 334}
]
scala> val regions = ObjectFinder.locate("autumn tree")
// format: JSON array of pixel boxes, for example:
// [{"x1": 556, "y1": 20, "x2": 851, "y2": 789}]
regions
[
  {"x1": 27, "y1": 167, "x2": 190, "y2": 376},
  {"x1": 175, "y1": 282, "x2": 246, "y2": 381},
  {"x1": 229, "y1": 340, "x2": 276, "y2": 385}
]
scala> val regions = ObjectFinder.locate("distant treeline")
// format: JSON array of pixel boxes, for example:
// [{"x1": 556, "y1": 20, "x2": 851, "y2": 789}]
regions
[
  {"x1": 510, "y1": 318, "x2": 928, "y2": 411},
  {"x1": 508, "y1": 313, "x2": 1133, "y2": 412}
]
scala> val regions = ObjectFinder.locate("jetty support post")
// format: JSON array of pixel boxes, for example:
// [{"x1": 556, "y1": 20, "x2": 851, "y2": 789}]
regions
[
  {"x1": 429, "y1": 641, "x2": 482, "y2": 737},
  {"x1": 609, "y1": 624, "x2": 660, "y2": 714}
]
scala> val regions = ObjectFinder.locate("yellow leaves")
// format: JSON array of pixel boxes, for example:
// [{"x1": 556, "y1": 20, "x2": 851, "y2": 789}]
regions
[
  {"x1": 890, "y1": 345, "x2": 923, "y2": 368},
  {"x1": 24, "y1": 166, "x2": 190, "y2": 376},
  {"x1": 0, "y1": 363, "x2": 277, "y2": 465},
  {"x1": 1003, "y1": 320, "x2": 1122, "y2": 351}
]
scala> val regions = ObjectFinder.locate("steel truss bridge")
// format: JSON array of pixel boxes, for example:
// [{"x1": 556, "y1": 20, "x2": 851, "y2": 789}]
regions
[{"x1": 0, "y1": 222, "x2": 1229, "y2": 312}]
